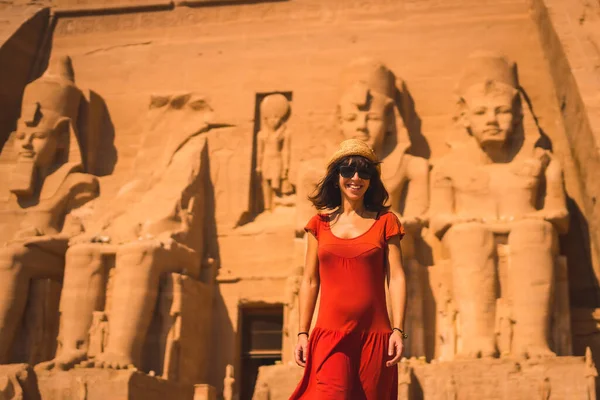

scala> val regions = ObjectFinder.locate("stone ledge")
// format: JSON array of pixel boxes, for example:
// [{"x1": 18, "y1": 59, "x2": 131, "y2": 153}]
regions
[
  {"x1": 36, "y1": 368, "x2": 194, "y2": 400},
  {"x1": 412, "y1": 357, "x2": 591, "y2": 400}
]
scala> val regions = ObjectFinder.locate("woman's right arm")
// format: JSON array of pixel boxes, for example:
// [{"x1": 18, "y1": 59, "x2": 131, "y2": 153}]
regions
[{"x1": 294, "y1": 232, "x2": 320, "y2": 367}]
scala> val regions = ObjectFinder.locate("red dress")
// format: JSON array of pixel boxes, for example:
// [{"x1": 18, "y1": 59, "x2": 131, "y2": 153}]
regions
[{"x1": 289, "y1": 211, "x2": 405, "y2": 400}]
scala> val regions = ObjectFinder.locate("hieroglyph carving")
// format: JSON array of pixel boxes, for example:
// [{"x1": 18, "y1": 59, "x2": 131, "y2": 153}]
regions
[
  {"x1": 0, "y1": 56, "x2": 99, "y2": 364},
  {"x1": 431, "y1": 52, "x2": 569, "y2": 359}
]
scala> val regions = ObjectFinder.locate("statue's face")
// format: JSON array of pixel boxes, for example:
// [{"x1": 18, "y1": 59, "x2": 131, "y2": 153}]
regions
[
  {"x1": 13, "y1": 126, "x2": 60, "y2": 168},
  {"x1": 339, "y1": 91, "x2": 389, "y2": 153},
  {"x1": 463, "y1": 85, "x2": 516, "y2": 147},
  {"x1": 263, "y1": 115, "x2": 283, "y2": 131}
]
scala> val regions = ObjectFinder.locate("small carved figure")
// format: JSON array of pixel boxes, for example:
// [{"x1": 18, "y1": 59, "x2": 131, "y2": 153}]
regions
[
  {"x1": 87, "y1": 311, "x2": 108, "y2": 358},
  {"x1": 445, "y1": 376, "x2": 457, "y2": 400},
  {"x1": 223, "y1": 364, "x2": 235, "y2": 400},
  {"x1": 438, "y1": 286, "x2": 457, "y2": 361},
  {"x1": 585, "y1": 347, "x2": 598, "y2": 400},
  {"x1": 255, "y1": 94, "x2": 292, "y2": 211},
  {"x1": 282, "y1": 266, "x2": 302, "y2": 364},
  {"x1": 538, "y1": 376, "x2": 551, "y2": 400},
  {"x1": 495, "y1": 298, "x2": 513, "y2": 356}
]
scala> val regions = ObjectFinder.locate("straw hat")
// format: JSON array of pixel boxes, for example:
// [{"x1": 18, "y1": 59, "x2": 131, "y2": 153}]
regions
[{"x1": 327, "y1": 139, "x2": 380, "y2": 171}]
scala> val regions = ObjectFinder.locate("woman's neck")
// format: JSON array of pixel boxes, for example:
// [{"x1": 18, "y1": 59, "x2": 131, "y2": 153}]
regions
[{"x1": 339, "y1": 197, "x2": 366, "y2": 216}]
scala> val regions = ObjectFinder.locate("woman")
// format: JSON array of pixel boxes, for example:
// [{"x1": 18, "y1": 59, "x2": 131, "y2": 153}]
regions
[{"x1": 289, "y1": 139, "x2": 407, "y2": 400}]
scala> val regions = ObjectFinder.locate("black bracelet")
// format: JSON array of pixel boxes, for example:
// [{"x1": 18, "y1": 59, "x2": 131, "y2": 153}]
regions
[
  {"x1": 392, "y1": 328, "x2": 408, "y2": 339},
  {"x1": 298, "y1": 331, "x2": 309, "y2": 338}
]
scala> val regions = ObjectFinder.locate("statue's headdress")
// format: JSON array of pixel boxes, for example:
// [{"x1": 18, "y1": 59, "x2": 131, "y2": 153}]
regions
[
  {"x1": 457, "y1": 52, "x2": 518, "y2": 96},
  {"x1": 18, "y1": 55, "x2": 84, "y2": 166},
  {"x1": 337, "y1": 58, "x2": 411, "y2": 179},
  {"x1": 260, "y1": 93, "x2": 290, "y2": 120}
]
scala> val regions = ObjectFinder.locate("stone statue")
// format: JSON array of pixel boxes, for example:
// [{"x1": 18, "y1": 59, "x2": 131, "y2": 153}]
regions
[
  {"x1": 87, "y1": 311, "x2": 108, "y2": 358},
  {"x1": 445, "y1": 376, "x2": 457, "y2": 400},
  {"x1": 282, "y1": 266, "x2": 302, "y2": 364},
  {"x1": 337, "y1": 58, "x2": 430, "y2": 357},
  {"x1": 0, "y1": 375, "x2": 21, "y2": 400},
  {"x1": 538, "y1": 376, "x2": 551, "y2": 400},
  {"x1": 255, "y1": 93, "x2": 292, "y2": 211},
  {"x1": 430, "y1": 52, "x2": 569, "y2": 359},
  {"x1": 38, "y1": 93, "x2": 213, "y2": 371},
  {"x1": 585, "y1": 347, "x2": 598, "y2": 400},
  {"x1": 0, "y1": 56, "x2": 99, "y2": 364},
  {"x1": 397, "y1": 360, "x2": 411, "y2": 399},
  {"x1": 223, "y1": 364, "x2": 235, "y2": 400},
  {"x1": 438, "y1": 285, "x2": 457, "y2": 361},
  {"x1": 495, "y1": 298, "x2": 513, "y2": 356}
]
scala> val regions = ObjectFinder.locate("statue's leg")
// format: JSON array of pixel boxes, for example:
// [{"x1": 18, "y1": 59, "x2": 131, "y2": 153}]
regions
[
  {"x1": 0, "y1": 244, "x2": 63, "y2": 363},
  {"x1": 508, "y1": 219, "x2": 557, "y2": 359},
  {"x1": 262, "y1": 179, "x2": 273, "y2": 211},
  {"x1": 394, "y1": 232, "x2": 425, "y2": 358},
  {"x1": 37, "y1": 243, "x2": 112, "y2": 370},
  {"x1": 443, "y1": 222, "x2": 497, "y2": 358},
  {"x1": 95, "y1": 240, "x2": 198, "y2": 369}
]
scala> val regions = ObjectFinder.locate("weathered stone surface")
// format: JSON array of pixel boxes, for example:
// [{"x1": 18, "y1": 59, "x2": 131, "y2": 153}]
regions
[
  {"x1": 0, "y1": 0, "x2": 598, "y2": 399},
  {"x1": 413, "y1": 357, "x2": 590, "y2": 400},
  {"x1": 36, "y1": 369, "x2": 193, "y2": 400}
]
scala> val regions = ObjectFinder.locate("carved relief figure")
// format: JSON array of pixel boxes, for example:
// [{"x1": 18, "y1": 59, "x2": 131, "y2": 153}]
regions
[
  {"x1": 223, "y1": 364, "x2": 235, "y2": 400},
  {"x1": 255, "y1": 93, "x2": 292, "y2": 211},
  {"x1": 0, "y1": 56, "x2": 99, "y2": 364},
  {"x1": 585, "y1": 347, "x2": 598, "y2": 400},
  {"x1": 430, "y1": 52, "x2": 569, "y2": 359},
  {"x1": 337, "y1": 58, "x2": 429, "y2": 357},
  {"x1": 38, "y1": 93, "x2": 213, "y2": 371},
  {"x1": 438, "y1": 286, "x2": 457, "y2": 361},
  {"x1": 282, "y1": 266, "x2": 302, "y2": 364}
]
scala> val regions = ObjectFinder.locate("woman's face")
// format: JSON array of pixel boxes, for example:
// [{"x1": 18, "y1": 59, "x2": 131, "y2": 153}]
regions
[{"x1": 337, "y1": 160, "x2": 372, "y2": 201}]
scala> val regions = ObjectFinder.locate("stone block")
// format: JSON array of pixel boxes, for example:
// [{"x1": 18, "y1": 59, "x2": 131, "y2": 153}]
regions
[
  {"x1": 412, "y1": 357, "x2": 590, "y2": 400},
  {"x1": 36, "y1": 369, "x2": 194, "y2": 400}
]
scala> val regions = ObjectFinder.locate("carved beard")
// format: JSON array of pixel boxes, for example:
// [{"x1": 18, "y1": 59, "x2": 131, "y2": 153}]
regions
[{"x1": 9, "y1": 159, "x2": 37, "y2": 198}]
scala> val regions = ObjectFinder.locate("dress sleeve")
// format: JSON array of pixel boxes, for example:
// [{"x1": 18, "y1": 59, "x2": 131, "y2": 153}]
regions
[
  {"x1": 385, "y1": 212, "x2": 405, "y2": 241},
  {"x1": 304, "y1": 214, "x2": 321, "y2": 239}
]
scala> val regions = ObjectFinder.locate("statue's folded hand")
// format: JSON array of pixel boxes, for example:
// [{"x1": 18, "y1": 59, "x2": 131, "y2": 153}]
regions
[
  {"x1": 523, "y1": 209, "x2": 569, "y2": 233},
  {"x1": 431, "y1": 214, "x2": 482, "y2": 239}
]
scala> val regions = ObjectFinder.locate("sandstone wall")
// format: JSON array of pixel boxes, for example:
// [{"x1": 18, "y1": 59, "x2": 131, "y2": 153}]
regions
[
  {"x1": 2, "y1": 0, "x2": 599, "y2": 397},
  {"x1": 0, "y1": 6, "x2": 49, "y2": 148}
]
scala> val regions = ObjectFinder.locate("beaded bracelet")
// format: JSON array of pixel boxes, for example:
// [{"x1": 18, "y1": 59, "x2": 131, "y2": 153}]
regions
[{"x1": 392, "y1": 328, "x2": 408, "y2": 339}]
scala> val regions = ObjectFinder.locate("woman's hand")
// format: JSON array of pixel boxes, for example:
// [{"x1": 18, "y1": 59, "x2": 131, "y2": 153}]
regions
[
  {"x1": 294, "y1": 334, "x2": 309, "y2": 367},
  {"x1": 386, "y1": 331, "x2": 404, "y2": 367}
]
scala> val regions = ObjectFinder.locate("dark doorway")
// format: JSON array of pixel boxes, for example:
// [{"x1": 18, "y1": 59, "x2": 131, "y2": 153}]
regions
[{"x1": 240, "y1": 304, "x2": 284, "y2": 400}]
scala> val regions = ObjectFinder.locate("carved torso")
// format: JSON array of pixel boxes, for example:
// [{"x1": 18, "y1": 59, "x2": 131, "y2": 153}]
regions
[
  {"x1": 439, "y1": 140, "x2": 547, "y2": 223},
  {"x1": 258, "y1": 126, "x2": 287, "y2": 182}
]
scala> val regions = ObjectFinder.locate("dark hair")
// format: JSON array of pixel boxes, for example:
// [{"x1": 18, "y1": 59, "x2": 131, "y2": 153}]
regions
[{"x1": 308, "y1": 155, "x2": 389, "y2": 213}]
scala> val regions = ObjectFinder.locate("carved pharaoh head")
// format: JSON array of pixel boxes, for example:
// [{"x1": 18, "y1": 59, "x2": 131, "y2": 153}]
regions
[
  {"x1": 457, "y1": 52, "x2": 522, "y2": 148},
  {"x1": 260, "y1": 93, "x2": 290, "y2": 131},
  {"x1": 10, "y1": 56, "x2": 83, "y2": 197},
  {"x1": 337, "y1": 58, "x2": 396, "y2": 155}
]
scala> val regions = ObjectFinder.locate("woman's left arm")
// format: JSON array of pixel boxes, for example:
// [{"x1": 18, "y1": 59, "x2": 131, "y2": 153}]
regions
[{"x1": 386, "y1": 235, "x2": 406, "y2": 367}]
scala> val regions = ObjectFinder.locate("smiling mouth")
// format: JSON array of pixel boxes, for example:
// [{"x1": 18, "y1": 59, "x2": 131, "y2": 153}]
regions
[
  {"x1": 483, "y1": 129, "x2": 502, "y2": 135},
  {"x1": 18, "y1": 151, "x2": 35, "y2": 158},
  {"x1": 346, "y1": 183, "x2": 363, "y2": 191}
]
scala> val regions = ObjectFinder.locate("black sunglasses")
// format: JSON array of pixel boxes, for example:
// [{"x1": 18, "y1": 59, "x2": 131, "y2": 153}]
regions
[{"x1": 339, "y1": 165, "x2": 373, "y2": 180}]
